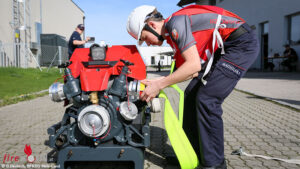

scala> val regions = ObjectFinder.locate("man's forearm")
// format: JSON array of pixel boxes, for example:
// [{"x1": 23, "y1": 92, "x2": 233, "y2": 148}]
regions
[
  {"x1": 158, "y1": 45, "x2": 201, "y2": 90},
  {"x1": 185, "y1": 72, "x2": 199, "y2": 80},
  {"x1": 73, "y1": 40, "x2": 86, "y2": 45},
  {"x1": 159, "y1": 61, "x2": 200, "y2": 89}
]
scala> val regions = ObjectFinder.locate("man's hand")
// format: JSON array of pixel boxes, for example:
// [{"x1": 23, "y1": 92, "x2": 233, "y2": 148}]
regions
[
  {"x1": 73, "y1": 37, "x2": 90, "y2": 45},
  {"x1": 140, "y1": 77, "x2": 164, "y2": 102},
  {"x1": 85, "y1": 37, "x2": 91, "y2": 42}
]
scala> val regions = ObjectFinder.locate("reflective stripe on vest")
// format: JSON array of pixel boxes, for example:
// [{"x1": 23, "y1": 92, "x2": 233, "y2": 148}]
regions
[{"x1": 202, "y1": 14, "x2": 224, "y2": 85}]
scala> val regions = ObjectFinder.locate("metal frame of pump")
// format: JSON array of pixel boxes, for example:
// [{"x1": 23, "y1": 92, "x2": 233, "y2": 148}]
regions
[{"x1": 47, "y1": 61, "x2": 151, "y2": 169}]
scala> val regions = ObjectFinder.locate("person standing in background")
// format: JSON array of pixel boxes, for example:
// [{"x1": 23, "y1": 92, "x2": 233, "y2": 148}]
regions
[{"x1": 68, "y1": 24, "x2": 90, "y2": 59}]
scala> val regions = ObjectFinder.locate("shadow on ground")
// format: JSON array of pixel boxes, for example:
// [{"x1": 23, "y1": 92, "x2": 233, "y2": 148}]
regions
[
  {"x1": 246, "y1": 95, "x2": 300, "y2": 110},
  {"x1": 145, "y1": 126, "x2": 180, "y2": 168},
  {"x1": 243, "y1": 71, "x2": 300, "y2": 80}
]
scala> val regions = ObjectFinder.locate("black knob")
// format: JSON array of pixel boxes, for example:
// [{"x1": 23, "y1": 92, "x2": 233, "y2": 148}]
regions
[
  {"x1": 58, "y1": 61, "x2": 72, "y2": 68},
  {"x1": 120, "y1": 59, "x2": 134, "y2": 66}
]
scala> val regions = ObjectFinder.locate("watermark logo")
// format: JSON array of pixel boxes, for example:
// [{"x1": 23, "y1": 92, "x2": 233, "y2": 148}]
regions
[
  {"x1": 24, "y1": 144, "x2": 36, "y2": 163},
  {"x1": 1, "y1": 144, "x2": 60, "y2": 168}
]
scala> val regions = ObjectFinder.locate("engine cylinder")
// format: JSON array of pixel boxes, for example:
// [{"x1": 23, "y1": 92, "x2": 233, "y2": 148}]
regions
[
  {"x1": 49, "y1": 82, "x2": 65, "y2": 102},
  {"x1": 78, "y1": 105, "x2": 110, "y2": 138},
  {"x1": 119, "y1": 101, "x2": 138, "y2": 121},
  {"x1": 128, "y1": 80, "x2": 145, "y2": 100}
]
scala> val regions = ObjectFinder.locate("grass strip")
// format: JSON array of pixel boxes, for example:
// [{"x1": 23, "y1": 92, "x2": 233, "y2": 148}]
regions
[{"x1": 0, "y1": 67, "x2": 63, "y2": 106}]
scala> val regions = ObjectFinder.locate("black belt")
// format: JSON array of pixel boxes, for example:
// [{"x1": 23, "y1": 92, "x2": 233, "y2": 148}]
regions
[{"x1": 227, "y1": 23, "x2": 249, "y2": 41}]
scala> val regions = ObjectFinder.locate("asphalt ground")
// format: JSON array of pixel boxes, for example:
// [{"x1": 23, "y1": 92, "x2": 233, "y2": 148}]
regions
[{"x1": 0, "y1": 71, "x2": 299, "y2": 169}]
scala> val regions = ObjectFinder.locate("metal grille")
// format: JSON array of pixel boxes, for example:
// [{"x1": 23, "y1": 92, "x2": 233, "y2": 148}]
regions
[
  {"x1": 0, "y1": 43, "x2": 68, "y2": 69},
  {"x1": 40, "y1": 45, "x2": 68, "y2": 67}
]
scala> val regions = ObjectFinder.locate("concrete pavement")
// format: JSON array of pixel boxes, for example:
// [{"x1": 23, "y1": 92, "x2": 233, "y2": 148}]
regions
[
  {"x1": 235, "y1": 72, "x2": 300, "y2": 110},
  {"x1": 0, "y1": 71, "x2": 299, "y2": 168},
  {"x1": 146, "y1": 71, "x2": 300, "y2": 169}
]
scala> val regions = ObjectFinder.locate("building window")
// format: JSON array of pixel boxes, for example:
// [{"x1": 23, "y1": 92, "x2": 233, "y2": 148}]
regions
[
  {"x1": 151, "y1": 56, "x2": 155, "y2": 65},
  {"x1": 262, "y1": 22, "x2": 269, "y2": 35},
  {"x1": 35, "y1": 22, "x2": 42, "y2": 44},
  {"x1": 260, "y1": 22, "x2": 269, "y2": 70},
  {"x1": 287, "y1": 13, "x2": 300, "y2": 44},
  {"x1": 160, "y1": 56, "x2": 164, "y2": 60}
]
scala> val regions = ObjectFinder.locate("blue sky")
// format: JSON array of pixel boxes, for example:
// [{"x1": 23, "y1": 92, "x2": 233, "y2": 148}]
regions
[{"x1": 72, "y1": 0, "x2": 182, "y2": 46}]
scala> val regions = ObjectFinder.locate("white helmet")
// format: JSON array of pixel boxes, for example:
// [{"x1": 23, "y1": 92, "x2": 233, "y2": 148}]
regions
[{"x1": 127, "y1": 5, "x2": 156, "y2": 45}]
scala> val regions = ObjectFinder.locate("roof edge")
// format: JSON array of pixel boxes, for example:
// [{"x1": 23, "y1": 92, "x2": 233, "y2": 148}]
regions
[{"x1": 71, "y1": 0, "x2": 85, "y2": 14}]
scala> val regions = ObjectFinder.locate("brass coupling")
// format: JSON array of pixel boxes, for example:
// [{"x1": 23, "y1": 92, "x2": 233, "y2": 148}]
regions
[{"x1": 90, "y1": 91, "x2": 99, "y2": 104}]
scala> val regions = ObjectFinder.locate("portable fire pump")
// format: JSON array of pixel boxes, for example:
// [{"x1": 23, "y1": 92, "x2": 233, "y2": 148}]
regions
[{"x1": 46, "y1": 44, "x2": 160, "y2": 169}]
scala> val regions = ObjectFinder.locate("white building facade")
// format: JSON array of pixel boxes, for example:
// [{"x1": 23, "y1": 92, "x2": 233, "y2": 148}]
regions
[
  {"x1": 0, "y1": 0, "x2": 84, "y2": 68},
  {"x1": 138, "y1": 46, "x2": 174, "y2": 67}
]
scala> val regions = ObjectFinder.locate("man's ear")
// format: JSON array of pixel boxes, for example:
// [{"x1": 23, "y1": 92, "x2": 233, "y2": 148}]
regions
[{"x1": 148, "y1": 21, "x2": 157, "y2": 30}]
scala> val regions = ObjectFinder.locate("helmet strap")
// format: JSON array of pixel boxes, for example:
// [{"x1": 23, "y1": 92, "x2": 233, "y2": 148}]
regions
[{"x1": 144, "y1": 24, "x2": 164, "y2": 42}]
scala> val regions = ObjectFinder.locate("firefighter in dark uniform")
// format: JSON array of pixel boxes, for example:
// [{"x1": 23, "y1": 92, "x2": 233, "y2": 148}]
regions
[
  {"x1": 68, "y1": 24, "x2": 90, "y2": 59},
  {"x1": 127, "y1": 5, "x2": 259, "y2": 169}
]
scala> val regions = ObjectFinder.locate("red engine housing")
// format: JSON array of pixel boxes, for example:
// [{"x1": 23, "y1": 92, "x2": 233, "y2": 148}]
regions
[{"x1": 68, "y1": 45, "x2": 146, "y2": 92}]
